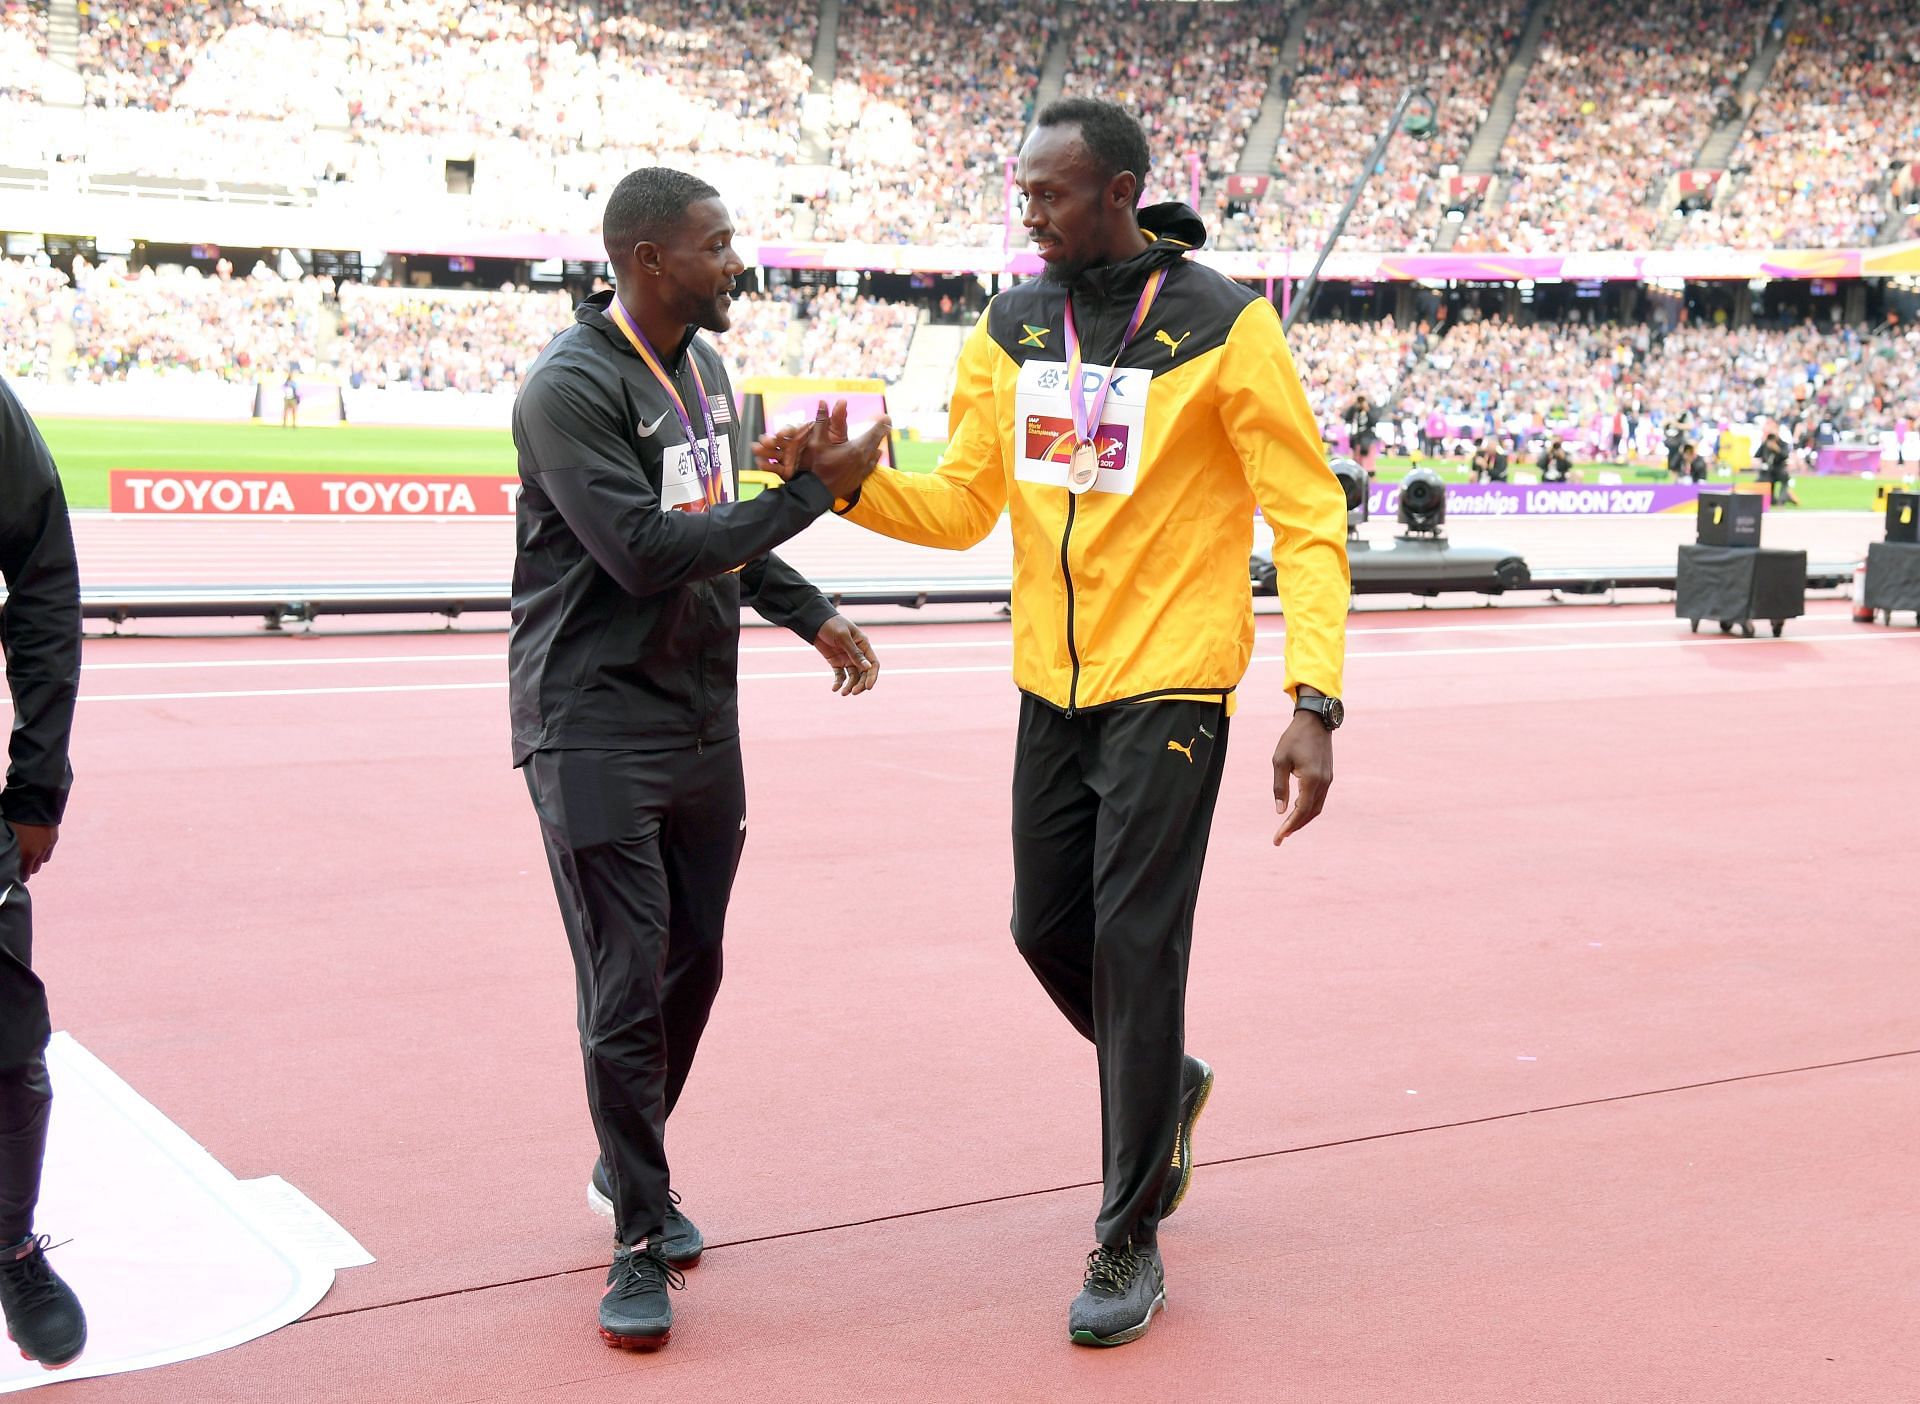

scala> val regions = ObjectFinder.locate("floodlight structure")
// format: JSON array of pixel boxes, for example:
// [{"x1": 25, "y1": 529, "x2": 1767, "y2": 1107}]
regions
[
  {"x1": 1397, "y1": 466, "x2": 1447, "y2": 537},
  {"x1": 1282, "y1": 86, "x2": 1437, "y2": 334}
]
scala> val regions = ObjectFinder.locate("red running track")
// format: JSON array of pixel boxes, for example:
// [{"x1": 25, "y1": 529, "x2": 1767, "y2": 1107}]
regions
[{"x1": 26, "y1": 603, "x2": 1920, "y2": 1402}]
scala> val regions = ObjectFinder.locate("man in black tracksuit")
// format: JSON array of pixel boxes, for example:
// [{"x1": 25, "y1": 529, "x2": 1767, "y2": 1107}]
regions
[
  {"x1": 0, "y1": 376, "x2": 85, "y2": 1371},
  {"x1": 1756, "y1": 428, "x2": 1797, "y2": 505},
  {"x1": 509, "y1": 168, "x2": 888, "y2": 1351}
]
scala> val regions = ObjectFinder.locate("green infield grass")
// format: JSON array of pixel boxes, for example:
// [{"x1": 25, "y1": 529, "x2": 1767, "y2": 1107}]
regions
[
  {"x1": 36, "y1": 418, "x2": 514, "y2": 509},
  {"x1": 33, "y1": 417, "x2": 1906, "y2": 513}
]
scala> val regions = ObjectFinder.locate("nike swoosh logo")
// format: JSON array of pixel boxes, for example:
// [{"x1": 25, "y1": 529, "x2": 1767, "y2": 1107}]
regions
[{"x1": 635, "y1": 412, "x2": 669, "y2": 438}]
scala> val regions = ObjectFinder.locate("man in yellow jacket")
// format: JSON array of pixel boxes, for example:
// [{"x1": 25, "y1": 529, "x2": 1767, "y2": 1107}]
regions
[{"x1": 762, "y1": 98, "x2": 1349, "y2": 1347}]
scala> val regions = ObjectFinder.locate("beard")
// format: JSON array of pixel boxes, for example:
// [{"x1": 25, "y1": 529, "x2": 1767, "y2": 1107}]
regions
[{"x1": 1040, "y1": 256, "x2": 1091, "y2": 285}]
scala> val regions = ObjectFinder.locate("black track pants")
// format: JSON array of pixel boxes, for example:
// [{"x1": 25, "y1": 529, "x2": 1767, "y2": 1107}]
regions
[
  {"x1": 524, "y1": 741, "x2": 746, "y2": 1247},
  {"x1": 0, "y1": 828, "x2": 52, "y2": 1246},
  {"x1": 1010, "y1": 695, "x2": 1229, "y2": 1249}
]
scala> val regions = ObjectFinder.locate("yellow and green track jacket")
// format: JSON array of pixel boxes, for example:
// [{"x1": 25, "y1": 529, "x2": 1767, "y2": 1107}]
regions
[{"x1": 846, "y1": 203, "x2": 1349, "y2": 713}]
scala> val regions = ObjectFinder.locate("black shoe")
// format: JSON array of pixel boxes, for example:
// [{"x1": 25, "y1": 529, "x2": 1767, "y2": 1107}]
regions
[
  {"x1": 1159, "y1": 1056, "x2": 1214, "y2": 1220},
  {"x1": 0, "y1": 1235, "x2": 87, "y2": 1370},
  {"x1": 1068, "y1": 1243, "x2": 1165, "y2": 1347},
  {"x1": 599, "y1": 1241, "x2": 684, "y2": 1351},
  {"x1": 588, "y1": 1160, "x2": 703, "y2": 1266}
]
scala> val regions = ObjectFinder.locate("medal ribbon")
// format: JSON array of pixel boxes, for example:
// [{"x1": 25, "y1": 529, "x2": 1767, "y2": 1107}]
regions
[
  {"x1": 1063, "y1": 268, "x2": 1166, "y2": 456},
  {"x1": 606, "y1": 296, "x2": 723, "y2": 507}
]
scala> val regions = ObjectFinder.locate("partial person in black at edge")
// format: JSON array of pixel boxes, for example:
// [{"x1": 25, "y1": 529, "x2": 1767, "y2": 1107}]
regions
[
  {"x1": 507, "y1": 168, "x2": 890, "y2": 1353},
  {"x1": 0, "y1": 375, "x2": 85, "y2": 1373}
]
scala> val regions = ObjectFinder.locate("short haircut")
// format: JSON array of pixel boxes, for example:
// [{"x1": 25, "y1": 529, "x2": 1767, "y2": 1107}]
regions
[
  {"x1": 602, "y1": 168, "x2": 721, "y2": 260},
  {"x1": 1034, "y1": 97, "x2": 1151, "y2": 203}
]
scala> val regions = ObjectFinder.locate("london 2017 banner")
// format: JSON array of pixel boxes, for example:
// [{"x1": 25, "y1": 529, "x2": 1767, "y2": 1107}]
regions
[{"x1": 1364, "y1": 483, "x2": 1746, "y2": 518}]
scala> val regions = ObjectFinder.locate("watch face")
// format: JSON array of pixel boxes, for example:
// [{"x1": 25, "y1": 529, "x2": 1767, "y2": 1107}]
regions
[{"x1": 1323, "y1": 698, "x2": 1345, "y2": 730}]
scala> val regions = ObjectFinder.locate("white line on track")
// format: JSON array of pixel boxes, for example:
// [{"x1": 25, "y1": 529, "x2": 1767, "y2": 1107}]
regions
[
  {"x1": 53, "y1": 629, "x2": 1918, "y2": 703},
  {"x1": 83, "y1": 654, "x2": 506, "y2": 672},
  {"x1": 74, "y1": 681, "x2": 506, "y2": 704},
  {"x1": 76, "y1": 609, "x2": 1861, "y2": 674}
]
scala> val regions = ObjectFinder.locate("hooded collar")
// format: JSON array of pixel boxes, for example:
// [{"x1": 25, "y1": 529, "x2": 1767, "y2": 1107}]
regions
[
  {"x1": 1066, "y1": 202, "x2": 1208, "y2": 301},
  {"x1": 578, "y1": 289, "x2": 697, "y2": 368}
]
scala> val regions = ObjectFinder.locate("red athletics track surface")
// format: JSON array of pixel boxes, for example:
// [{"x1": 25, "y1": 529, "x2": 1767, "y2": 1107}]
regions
[{"x1": 27, "y1": 602, "x2": 1920, "y2": 1403}]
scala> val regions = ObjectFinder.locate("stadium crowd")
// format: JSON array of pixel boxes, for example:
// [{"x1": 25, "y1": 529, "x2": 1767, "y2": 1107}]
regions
[
  {"x1": 1057, "y1": 0, "x2": 1279, "y2": 203},
  {"x1": 1220, "y1": 0, "x2": 1518, "y2": 253},
  {"x1": 3, "y1": 0, "x2": 1917, "y2": 252},
  {"x1": 819, "y1": 0, "x2": 1053, "y2": 245},
  {"x1": 1676, "y1": 0, "x2": 1920, "y2": 249},
  {"x1": 5, "y1": 251, "x2": 1916, "y2": 471},
  {"x1": 1457, "y1": 0, "x2": 1769, "y2": 252},
  {"x1": 1308, "y1": 310, "x2": 1920, "y2": 461},
  {"x1": 0, "y1": 257, "x2": 929, "y2": 390},
  {"x1": 0, "y1": 1, "x2": 47, "y2": 100}
]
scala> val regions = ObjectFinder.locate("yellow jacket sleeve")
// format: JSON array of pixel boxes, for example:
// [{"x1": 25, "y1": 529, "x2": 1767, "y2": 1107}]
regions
[
  {"x1": 1216, "y1": 297, "x2": 1350, "y2": 700},
  {"x1": 843, "y1": 310, "x2": 1008, "y2": 551}
]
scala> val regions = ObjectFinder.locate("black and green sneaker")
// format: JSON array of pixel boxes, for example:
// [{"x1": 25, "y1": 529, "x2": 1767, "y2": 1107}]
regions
[
  {"x1": 598, "y1": 1241, "x2": 684, "y2": 1351},
  {"x1": 0, "y1": 1235, "x2": 86, "y2": 1370},
  {"x1": 1068, "y1": 1243, "x2": 1166, "y2": 1347},
  {"x1": 588, "y1": 1160, "x2": 703, "y2": 1266},
  {"x1": 1159, "y1": 1055, "x2": 1214, "y2": 1220}
]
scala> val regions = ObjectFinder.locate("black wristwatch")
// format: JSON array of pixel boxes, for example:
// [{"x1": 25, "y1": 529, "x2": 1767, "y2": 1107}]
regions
[{"x1": 1294, "y1": 694, "x2": 1345, "y2": 731}]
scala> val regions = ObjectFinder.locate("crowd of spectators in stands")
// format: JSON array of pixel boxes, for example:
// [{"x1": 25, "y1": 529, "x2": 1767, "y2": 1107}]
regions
[
  {"x1": 1311, "y1": 309, "x2": 1920, "y2": 461},
  {"x1": 1676, "y1": 0, "x2": 1920, "y2": 249},
  {"x1": 1457, "y1": 0, "x2": 1769, "y2": 252},
  {"x1": 1057, "y1": 0, "x2": 1280, "y2": 203},
  {"x1": 0, "y1": 255, "x2": 335, "y2": 383},
  {"x1": 21, "y1": 1, "x2": 811, "y2": 235},
  {"x1": 7, "y1": 255, "x2": 1916, "y2": 470},
  {"x1": 6, "y1": 0, "x2": 1917, "y2": 252},
  {"x1": 795, "y1": 288, "x2": 920, "y2": 380},
  {"x1": 819, "y1": 0, "x2": 1052, "y2": 245},
  {"x1": 0, "y1": 258, "x2": 928, "y2": 390},
  {"x1": 1219, "y1": 0, "x2": 1518, "y2": 253},
  {"x1": 0, "y1": 1, "x2": 47, "y2": 100}
]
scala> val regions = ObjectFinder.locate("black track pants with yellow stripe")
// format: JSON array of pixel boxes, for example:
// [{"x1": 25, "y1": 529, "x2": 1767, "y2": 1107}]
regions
[{"x1": 1010, "y1": 695, "x2": 1228, "y2": 1248}]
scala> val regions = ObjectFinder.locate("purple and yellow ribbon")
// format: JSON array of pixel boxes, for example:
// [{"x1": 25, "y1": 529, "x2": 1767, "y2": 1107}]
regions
[
  {"x1": 606, "y1": 296, "x2": 724, "y2": 508},
  {"x1": 1062, "y1": 269, "x2": 1166, "y2": 457}
]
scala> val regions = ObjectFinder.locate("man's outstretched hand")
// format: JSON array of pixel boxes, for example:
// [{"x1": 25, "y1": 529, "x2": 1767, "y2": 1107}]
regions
[
  {"x1": 1272, "y1": 712, "x2": 1333, "y2": 846},
  {"x1": 753, "y1": 400, "x2": 891, "y2": 501},
  {"x1": 813, "y1": 614, "x2": 879, "y2": 696}
]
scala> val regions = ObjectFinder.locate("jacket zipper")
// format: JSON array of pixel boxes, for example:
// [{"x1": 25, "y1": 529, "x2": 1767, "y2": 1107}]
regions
[
  {"x1": 1060, "y1": 494, "x2": 1081, "y2": 716},
  {"x1": 662, "y1": 348, "x2": 712, "y2": 751}
]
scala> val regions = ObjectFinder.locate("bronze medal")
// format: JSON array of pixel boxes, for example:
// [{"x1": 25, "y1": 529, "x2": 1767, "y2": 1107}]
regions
[{"x1": 1069, "y1": 440, "x2": 1100, "y2": 493}]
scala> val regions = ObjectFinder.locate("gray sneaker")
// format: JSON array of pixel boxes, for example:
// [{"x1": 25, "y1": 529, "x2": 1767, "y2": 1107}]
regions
[
  {"x1": 1068, "y1": 1244, "x2": 1166, "y2": 1347},
  {"x1": 598, "y1": 1241, "x2": 683, "y2": 1351},
  {"x1": 588, "y1": 1160, "x2": 704, "y2": 1266},
  {"x1": 1159, "y1": 1056, "x2": 1215, "y2": 1219}
]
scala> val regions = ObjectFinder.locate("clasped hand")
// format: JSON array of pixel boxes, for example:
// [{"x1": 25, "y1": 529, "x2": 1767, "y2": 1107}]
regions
[{"x1": 752, "y1": 400, "x2": 891, "y2": 501}]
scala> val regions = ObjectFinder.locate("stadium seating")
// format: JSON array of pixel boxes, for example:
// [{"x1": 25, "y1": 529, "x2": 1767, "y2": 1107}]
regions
[
  {"x1": 1675, "y1": 0, "x2": 1920, "y2": 249},
  {"x1": 1455, "y1": 0, "x2": 1772, "y2": 252},
  {"x1": 1056, "y1": 0, "x2": 1279, "y2": 203},
  {"x1": 16, "y1": 248, "x2": 1912, "y2": 451},
  {"x1": 0, "y1": 256, "x2": 934, "y2": 390},
  {"x1": 1219, "y1": 0, "x2": 1518, "y2": 253},
  {"x1": 820, "y1": 0, "x2": 1051, "y2": 246},
  {"x1": 3, "y1": 0, "x2": 1917, "y2": 253}
]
